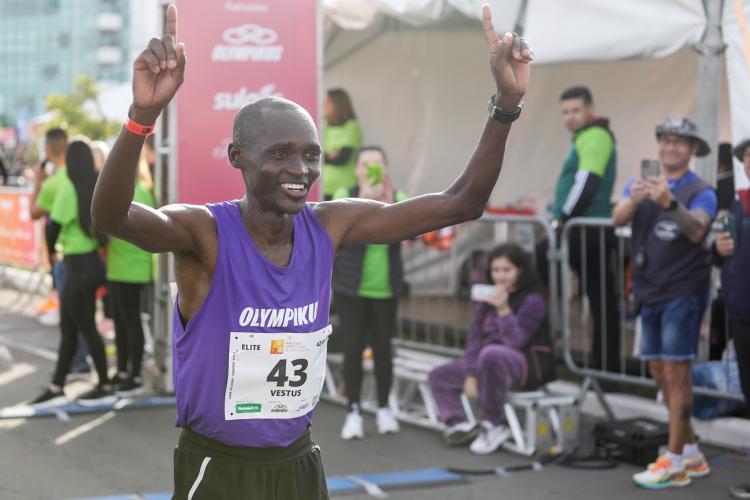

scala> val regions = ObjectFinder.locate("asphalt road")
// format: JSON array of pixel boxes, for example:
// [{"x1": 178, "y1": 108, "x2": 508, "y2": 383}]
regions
[{"x1": 1, "y1": 288, "x2": 748, "y2": 500}]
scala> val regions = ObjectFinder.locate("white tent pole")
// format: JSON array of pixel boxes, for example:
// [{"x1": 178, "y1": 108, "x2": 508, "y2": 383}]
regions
[{"x1": 695, "y1": 0, "x2": 726, "y2": 187}]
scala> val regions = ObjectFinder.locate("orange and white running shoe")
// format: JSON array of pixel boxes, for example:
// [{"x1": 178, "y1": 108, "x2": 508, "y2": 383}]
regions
[
  {"x1": 683, "y1": 451, "x2": 711, "y2": 478},
  {"x1": 633, "y1": 455, "x2": 691, "y2": 489},
  {"x1": 35, "y1": 296, "x2": 59, "y2": 314}
]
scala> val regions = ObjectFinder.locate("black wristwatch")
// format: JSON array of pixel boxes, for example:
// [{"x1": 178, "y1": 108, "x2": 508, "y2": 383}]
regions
[
  {"x1": 488, "y1": 94, "x2": 523, "y2": 123},
  {"x1": 666, "y1": 198, "x2": 679, "y2": 211}
]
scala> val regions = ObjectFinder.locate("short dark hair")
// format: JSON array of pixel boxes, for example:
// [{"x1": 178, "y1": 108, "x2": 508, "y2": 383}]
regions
[
  {"x1": 560, "y1": 86, "x2": 593, "y2": 105},
  {"x1": 484, "y1": 243, "x2": 540, "y2": 293},
  {"x1": 356, "y1": 145, "x2": 388, "y2": 164},
  {"x1": 45, "y1": 127, "x2": 68, "y2": 156}
]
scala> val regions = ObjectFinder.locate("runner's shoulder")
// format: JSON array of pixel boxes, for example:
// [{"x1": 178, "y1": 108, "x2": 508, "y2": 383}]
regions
[{"x1": 160, "y1": 203, "x2": 216, "y2": 246}]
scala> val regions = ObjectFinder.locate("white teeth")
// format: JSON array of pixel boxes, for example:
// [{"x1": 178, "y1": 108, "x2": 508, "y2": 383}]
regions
[{"x1": 282, "y1": 183, "x2": 305, "y2": 191}]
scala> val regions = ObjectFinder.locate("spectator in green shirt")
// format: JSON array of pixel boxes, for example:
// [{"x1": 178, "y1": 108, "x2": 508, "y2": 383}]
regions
[
  {"x1": 323, "y1": 88, "x2": 363, "y2": 200},
  {"x1": 541, "y1": 86, "x2": 621, "y2": 376},
  {"x1": 30, "y1": 129, "x2": 68, "y2": 321},
  {"x1": 30, "y1": 141, "x2": 114, "y2": 408},
  {"x1": 108, "y1": 156, "x2": 156, "y2": 397},
  {"x1": 332, "y1": 146, "x2": 406, "y2": 440}
]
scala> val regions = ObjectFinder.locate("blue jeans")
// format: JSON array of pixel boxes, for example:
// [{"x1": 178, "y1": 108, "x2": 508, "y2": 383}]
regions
[
  {"x1": 640, "y1": 292, "x2": 708, "y2": 361},
  {"x1": 54, "y1": 260, "x2": 90, "y2": 373}
]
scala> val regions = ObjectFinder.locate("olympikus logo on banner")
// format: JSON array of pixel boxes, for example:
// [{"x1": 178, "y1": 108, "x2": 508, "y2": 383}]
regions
[
  {"x1": 212, "y1": 24, "x2": 284, "y2": 62},
  {"x1": 213, "y1": 84, "x2": 283, "y2": 111}
]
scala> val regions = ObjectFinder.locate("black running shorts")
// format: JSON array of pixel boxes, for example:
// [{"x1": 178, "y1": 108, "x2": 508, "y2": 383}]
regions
[{"x1": 173, "y1": 427, "x2": 329, "y2": 500}]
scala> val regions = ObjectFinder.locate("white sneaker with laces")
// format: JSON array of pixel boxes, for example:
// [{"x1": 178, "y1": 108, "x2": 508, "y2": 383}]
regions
[
  {"x1": 341, "y1": 409, "x2": 364, "y2": 440},
  {"x1": 469, "y1": 421, "x2": 510, "y2": 455},
  {"x1": 376, "y1": 407, "x2": 400, "y2": 435}
]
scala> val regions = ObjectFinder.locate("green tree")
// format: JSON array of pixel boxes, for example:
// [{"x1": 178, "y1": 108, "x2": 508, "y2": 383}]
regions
[{"x1": 44, "y1": 75, "x2": 120, "y2": 140}]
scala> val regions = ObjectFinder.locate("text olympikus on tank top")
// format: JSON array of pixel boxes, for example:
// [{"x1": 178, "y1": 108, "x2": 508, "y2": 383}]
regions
[{"x1": 237, "y1": 301, "x2": 320, "y2": 329}]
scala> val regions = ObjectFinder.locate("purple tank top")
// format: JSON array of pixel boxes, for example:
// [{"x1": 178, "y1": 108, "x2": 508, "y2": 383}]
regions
[{"x1": 172, "y1": 201, "x2": 334, "y2": 447}]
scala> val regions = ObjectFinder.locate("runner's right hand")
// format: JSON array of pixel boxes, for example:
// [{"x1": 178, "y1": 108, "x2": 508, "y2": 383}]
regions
[{"x1": 131, "y1": 4, "x2": 186, "y2": 123}]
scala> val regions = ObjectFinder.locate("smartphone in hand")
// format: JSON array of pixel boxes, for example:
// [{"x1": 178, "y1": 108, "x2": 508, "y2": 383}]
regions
[
  {"x1": 641, "y1": 159, "x2": 660, "y2": 178},
  {"x1": 366, "y1": 162, "x2": 383, "y2": 186},
  {"x1": 470, "y1": 283, "x2": 496, "y2": 303},
  {"x1": 718, "y1": 211, "x2": 738, "y2": 246}
]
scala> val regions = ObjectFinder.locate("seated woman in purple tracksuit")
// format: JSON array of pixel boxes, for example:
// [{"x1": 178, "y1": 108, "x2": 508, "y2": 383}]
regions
[{"x1": 428, "y1": 243, "x2": 556, "y2": 455}]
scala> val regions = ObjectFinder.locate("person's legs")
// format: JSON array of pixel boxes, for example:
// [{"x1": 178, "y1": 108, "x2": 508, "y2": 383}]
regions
[
  {"x1": 337, "y1": 293, "x2": 369, "y2": 409},
  {"x1": 367, "y1": 297, "x2": 397, "y2": 408},
  {"x1": 731, "y1": 319, "x2": 750, "y2": 405},
  {"x1": 50, "y1": 283, "x2": 81, "y2": 387},
  {"x1": 663, "y1": 360, "x2": 694, "y2": 454},
  {"x1": 111, "y1": 282, "x2": 146, "y2": 379},
  {"x1": 66, "y1": 255, "x2": 109, "y2": 387},
  {"x1": 108, "y1": 281, "x2": 130, "y2": 376},
  {"x1": 70, "y1": 277, "x2": 109, "y2": 386},
  {"x1": 55, "y1": 259, "x2": 89, "y2": 374},
  {"x1": 427, "y1": 359, "x2": 470, "y2": 426},
  {"x1": 660, "y1": 293, "x2": 705, "y2": 453},
  {"x1": 476, "y1": 344, "x2": 525, "y2": 424}
]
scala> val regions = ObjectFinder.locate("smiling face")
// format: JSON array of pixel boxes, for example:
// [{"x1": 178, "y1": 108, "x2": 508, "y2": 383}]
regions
[
  {"x1": 658, "y1": 133, "x2": 697, "y2": 173},
  {"x1": 229, "y1": 104, "x2": 321, "y2": 215},
  {"x1": 489, "y1": 256, "x2": 520, "y2": 289}
]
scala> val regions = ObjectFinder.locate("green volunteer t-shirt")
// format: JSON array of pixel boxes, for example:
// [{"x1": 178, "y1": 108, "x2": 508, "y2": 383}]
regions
[
  {"x1": 50, "y1": 178, "x2": 98, "y2": 255},
  {"x1": 553, "y1": 125, "x2": 616, "y2": 218},
  {"x1": 37, "y1": 165, "x2": 67, "y2": 213},
  {"x1": 333, "y1": 187, "x2": 407, "y2": 298},
  {"x1": 323, "y1": 119, "x2": 363, "y2": 197},
  {"x1": 106, "y1": 181, "x2": 156, "y2": 283}
]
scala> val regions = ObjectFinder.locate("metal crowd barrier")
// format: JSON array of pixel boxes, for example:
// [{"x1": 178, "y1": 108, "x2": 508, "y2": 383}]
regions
[
  {"x1": 559, "y1": 217, "x2": 745, "y2": 419},
  {"x1": 396, "y1": 213, "x2": 560, "y2": 351}
]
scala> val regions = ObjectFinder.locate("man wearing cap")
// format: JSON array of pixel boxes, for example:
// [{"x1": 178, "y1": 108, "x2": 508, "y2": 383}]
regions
[
  {"x1": 614, "y1": 117, "x2": 717, "y2": 489},
  {"x1": 717, "y1": 137, "x2": 750, "y2": 499}
]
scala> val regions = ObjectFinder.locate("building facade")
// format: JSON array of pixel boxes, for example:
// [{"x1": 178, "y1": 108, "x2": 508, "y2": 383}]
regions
[{"x1": 0, "y1": 0, "x2": 132, "y2": 126}]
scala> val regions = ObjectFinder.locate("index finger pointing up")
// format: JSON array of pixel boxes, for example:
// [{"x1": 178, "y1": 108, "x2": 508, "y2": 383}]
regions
[
  {"x1": 482, "y1": 4, "x2": 499, "y2": 46},
  {"x1": 165, "y1": 3, "x2": 178, "y2": 39}
]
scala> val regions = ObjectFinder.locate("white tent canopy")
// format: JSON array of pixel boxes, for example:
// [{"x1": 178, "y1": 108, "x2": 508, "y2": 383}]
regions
[{"x1": 322, "y1": 0, "x2": 750, "y2": 207}]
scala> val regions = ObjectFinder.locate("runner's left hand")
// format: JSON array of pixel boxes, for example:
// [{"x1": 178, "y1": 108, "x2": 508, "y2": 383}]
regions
[{"x1": 482, "y1": 4, "x2": 533, "y2": 109}]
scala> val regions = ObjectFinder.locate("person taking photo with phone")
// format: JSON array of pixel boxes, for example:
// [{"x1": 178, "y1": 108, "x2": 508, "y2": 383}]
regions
[
  {"x1": 332, "y1": 146, "x2": 407, "y2": 440},
  {"x1": 428, "y1": 243, "x2": 555, "y2": 455},
  {"x1": 613, "y1": 117, "x2": 717, "y2": 489}
]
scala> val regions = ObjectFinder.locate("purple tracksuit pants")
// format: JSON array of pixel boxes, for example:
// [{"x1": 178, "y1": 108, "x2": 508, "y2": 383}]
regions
[{"x1": 428, "y1": 344, "x2": 526, "y2": 425}]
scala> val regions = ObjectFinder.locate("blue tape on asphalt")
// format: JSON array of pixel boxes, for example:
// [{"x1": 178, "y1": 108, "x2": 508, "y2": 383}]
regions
[
  {"x1": 352, "y1": 467, "x2": 463, "y2": 488},
  {"x1": 0, "y1": 396, "x2": 176, "y2": 419},
  {"x1": 65, "y1": 467, "x2": 465, "y2": 498},
  {"x1": 326, "y1": 475, "x2": 362, "y2": 492}
]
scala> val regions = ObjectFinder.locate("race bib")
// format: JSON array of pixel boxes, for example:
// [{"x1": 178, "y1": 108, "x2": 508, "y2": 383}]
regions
[{"x1": 224, "y1": 325, "x2": 331, "y2": 420}]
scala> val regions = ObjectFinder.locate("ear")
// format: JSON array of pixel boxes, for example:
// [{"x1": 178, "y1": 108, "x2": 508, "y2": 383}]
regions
[{"x1": 228, "y1": 142, "x2": 243, "y2": 170}]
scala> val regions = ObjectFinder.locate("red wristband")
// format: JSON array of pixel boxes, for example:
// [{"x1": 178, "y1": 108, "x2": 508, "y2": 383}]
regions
[{"x1": 124, "y1": 117, "x2": 155, "y2": 136}]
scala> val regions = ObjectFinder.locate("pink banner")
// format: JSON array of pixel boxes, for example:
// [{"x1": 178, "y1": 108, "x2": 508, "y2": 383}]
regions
[{"x1": 176, "y1": 1, "x2": 320, "y2": 205}]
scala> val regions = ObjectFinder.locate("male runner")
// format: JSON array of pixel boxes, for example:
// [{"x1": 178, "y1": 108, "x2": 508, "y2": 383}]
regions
[{"x1": 92, "y1": 4, "x2": 532, "y2": 499}]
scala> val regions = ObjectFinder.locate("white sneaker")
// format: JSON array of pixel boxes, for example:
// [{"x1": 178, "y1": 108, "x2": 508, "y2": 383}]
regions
[
  {"x1": 341, "y1": 409, "x2": 364, "y2": 440},
  {"x1": 376, "y1": 407, "x2": 400, "y2": 435},
  {"x1": 443, "y1": 421, "x2": 481, "y2": 446},
  {"x1": 39, "y1": 308, "x2": 60, "y2": 327},
  {"x1": 469, "y1": 421, "x2": 510, "y2": 455}
]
